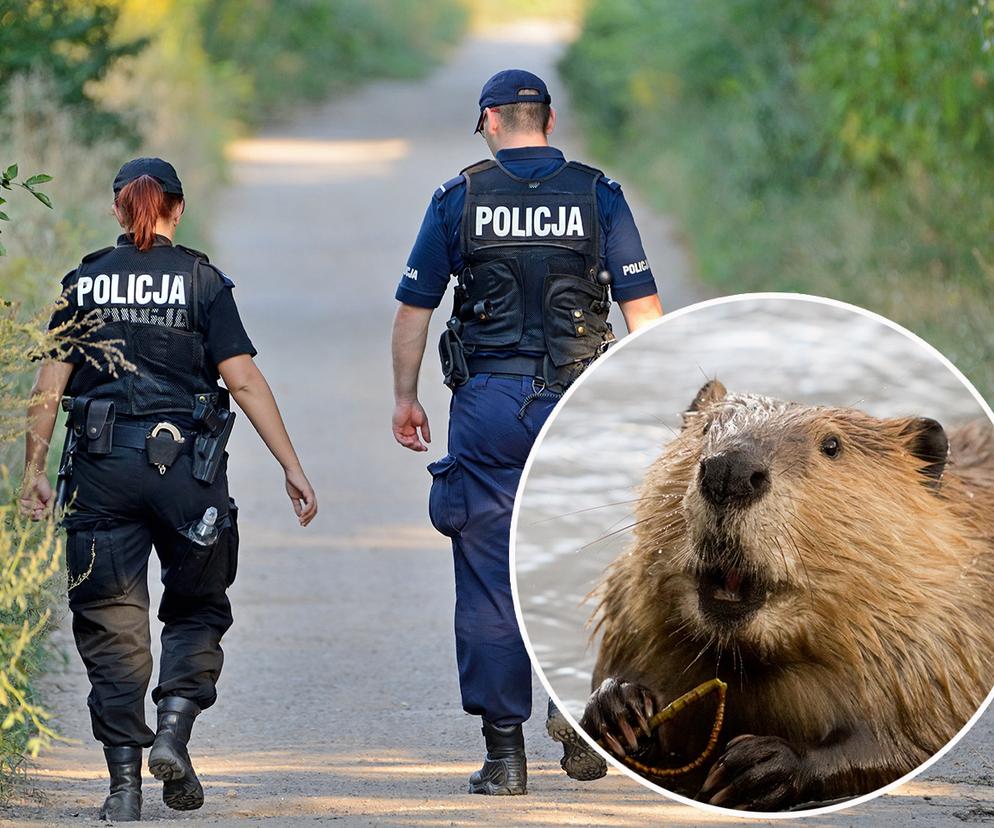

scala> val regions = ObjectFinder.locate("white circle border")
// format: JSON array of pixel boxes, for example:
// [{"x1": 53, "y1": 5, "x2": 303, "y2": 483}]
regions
[{"x1": 509, "y1": 291, "x2": 994, "y2": 819}]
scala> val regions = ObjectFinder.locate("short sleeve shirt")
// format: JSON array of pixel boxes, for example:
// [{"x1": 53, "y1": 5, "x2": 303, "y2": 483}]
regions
[{"x1": 395, "y1": 146, "x2": 657, "y2": 308}]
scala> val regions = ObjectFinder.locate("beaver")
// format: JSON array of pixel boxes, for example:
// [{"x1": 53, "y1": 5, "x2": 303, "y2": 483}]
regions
[{"x1": 582, "y1": 380, "x2": 994, "y2": 810}]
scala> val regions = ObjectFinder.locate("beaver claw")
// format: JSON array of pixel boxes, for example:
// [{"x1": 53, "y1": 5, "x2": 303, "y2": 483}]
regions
[
  {"x1": 581, "y1": 677, "x2": 657, "y2": 758},
  {"x1": 699, "y1": 735, "x2": 806, "y2": 811}
]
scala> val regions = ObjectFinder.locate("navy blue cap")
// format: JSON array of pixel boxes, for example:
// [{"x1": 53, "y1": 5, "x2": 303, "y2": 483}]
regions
[
  {"x1": 475, "y1": 69, "x2": 551, "y2": 133},
  {"x1": 113, "y1": 157, "x2": 183, "y2": 196}
]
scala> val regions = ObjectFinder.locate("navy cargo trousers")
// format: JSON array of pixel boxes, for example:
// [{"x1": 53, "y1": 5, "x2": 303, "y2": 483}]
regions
[{"x1": 428, "y1": 373, "x2": 560, "y2": 727}]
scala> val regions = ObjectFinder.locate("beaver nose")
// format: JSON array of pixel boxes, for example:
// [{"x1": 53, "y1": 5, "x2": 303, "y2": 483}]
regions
[{"x1": 699, "y1": 451, "x2": 771, "y2": 507}]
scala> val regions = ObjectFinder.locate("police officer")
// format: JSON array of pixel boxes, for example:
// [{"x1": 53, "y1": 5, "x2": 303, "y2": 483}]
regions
[
  {"x1": 391, "y1": 71, "x2": 663, "y2": 794},
  {"x1": 19, "y1": 157, "x2": 317, "y2": 821}
]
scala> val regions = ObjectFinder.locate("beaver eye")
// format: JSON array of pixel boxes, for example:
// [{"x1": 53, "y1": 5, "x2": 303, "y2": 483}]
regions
[{"x1": 820, "y1": 436, "x2": 842, "y2": 458}]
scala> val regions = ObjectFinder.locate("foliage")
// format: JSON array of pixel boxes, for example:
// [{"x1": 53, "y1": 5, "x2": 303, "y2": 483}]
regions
[
  {"x1": 199, "y1": 0, "x2": 467, "y2": 122},
  {"x1": 0, "y1": 0, "x2": 145, "y2": 140},
  {"x1": 0, "y1": 182, "x2": 65, "y2": 797},
  {"x1": 0, "y1": 164, "x2": 53, "y2": 258},
  {"x1": 562, "y1": 0, "x2": 994, "y2": 399}
]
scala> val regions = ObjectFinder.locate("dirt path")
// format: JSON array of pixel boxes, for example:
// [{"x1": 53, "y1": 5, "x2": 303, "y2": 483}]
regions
[{"x1": 4, "y1": 20, "x2": 994, "y2": 828}]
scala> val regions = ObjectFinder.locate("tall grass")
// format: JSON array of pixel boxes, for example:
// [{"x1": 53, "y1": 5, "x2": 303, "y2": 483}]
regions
[{"x1": 562, "y1": 0, "x2": 994, "y2": 400}]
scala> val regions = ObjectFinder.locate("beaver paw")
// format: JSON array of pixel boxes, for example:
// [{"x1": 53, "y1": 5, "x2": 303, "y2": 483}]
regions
[
  {"x1": 580, "y1": 677, "x2": 657, "y2": 759},
  {"x1": 698, "y1": 735, "x2": 806, "y2": 811}
]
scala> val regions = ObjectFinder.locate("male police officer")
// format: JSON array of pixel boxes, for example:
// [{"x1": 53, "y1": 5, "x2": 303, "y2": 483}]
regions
[{"x1": 391, "y1": 70, "x2": 662, "y2": 795}]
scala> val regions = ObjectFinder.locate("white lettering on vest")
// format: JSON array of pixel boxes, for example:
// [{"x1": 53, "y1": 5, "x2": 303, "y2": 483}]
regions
[
  {"x1": 533, "y1": 206, "x2": 551, "y2": 236},
  {"x1": 167, "y1": 275, "x2": 186, "y2": 305},
  {"x1": 83, "y1": 273, "x2": 187, "y2": 307},
  {"x1": 93, "y1": 275, "x2": 110, "y2": 304},
  {"x1": 475, "y1": 204, "x2": 585, "y2": 238},
  {"x1": 135, "y1": 274, "x2": 153, "y2": 305},
  {"x1": 76, "y1": 275, "x2": 94, "y2": 304},
  {"x1": 475, "y1": 205, "x2": 493, "y2": 236}
]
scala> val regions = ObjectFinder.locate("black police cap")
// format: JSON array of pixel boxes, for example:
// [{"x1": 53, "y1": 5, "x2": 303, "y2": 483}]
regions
[{"x1": 113, "y1": 157, "x2": 184, "y2": 196}]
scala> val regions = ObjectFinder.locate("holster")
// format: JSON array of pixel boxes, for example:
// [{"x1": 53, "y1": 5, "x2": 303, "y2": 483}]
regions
[
  {"x1": 54, "y1": 397, "x2": 78, "y2": 513},
  {"x1": 72, "y1": 397, "x2": 116, "y2": 455},
  {"x1": 439, "y1": 318, "x2": 470, "y2": 390},
  {"x1": 192, "y1": 394, "x2": 235, "y2": 485}
]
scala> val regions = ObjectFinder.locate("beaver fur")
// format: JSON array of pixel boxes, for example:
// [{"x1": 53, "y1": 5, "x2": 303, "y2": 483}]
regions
[{"x1": 582, "y1": 380, "x2": 994, "y2": 810}]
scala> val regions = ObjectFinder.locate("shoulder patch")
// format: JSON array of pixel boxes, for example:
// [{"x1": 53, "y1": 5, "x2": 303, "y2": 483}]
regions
[
  {"x1": 433, "y1": 174, "x2": 466, "y2": 201},
  {"x1": 79, "y1": 246, "x2": 113, "y2": 264},
  {"x1": 175, "y1": 243, "x2": 211, "y2": 263},
  {"x1": 598, "y1": 175, "x2": 622, "y2": 192}
]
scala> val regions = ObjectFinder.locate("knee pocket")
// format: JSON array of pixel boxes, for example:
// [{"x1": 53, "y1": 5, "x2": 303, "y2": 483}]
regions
[
  {"x1": 428, "y1": 455, "x2": 468, "y2": 538},
  {"x1": 67, "y1": 524, "x2": 128, "y2": 608},
  {"x1": 163, "y1": 498, "x2": 239, "y2": 596}
]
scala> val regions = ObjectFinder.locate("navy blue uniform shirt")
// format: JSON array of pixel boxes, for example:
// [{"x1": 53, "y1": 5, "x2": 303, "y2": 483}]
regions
[{"x1": 395, "y1": 146, "x2": 657, "y2": 308}]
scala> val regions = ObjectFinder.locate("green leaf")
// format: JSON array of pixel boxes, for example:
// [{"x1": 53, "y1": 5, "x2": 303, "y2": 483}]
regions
[
  {"x1": 0, "y1": 211, "x2": 8, "y2": 221},
  {"x1": 3, "y1": 163, "x2": 17, "y2": 180},
  {"x1": 32, "y1": 191, "x2": 53, "y2": 209},
  {"x1": 24, "y1": 173, "x2": 53, "y2": 186},
  {"x1": 0, "y1": 240, "x2": 6, "y2": 256}
]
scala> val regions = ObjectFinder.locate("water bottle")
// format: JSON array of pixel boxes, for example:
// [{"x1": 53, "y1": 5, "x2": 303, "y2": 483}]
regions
[{"x1": 185, "y1": 506, "x2": 219, "y2": 547}]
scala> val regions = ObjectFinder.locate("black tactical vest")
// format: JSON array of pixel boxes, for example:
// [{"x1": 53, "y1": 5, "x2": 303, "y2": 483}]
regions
[
  {"x1": 456, "y1": 159, "x2": 614, "y2": 383},
  {"x1": 66, "y1": 239, "x2": 223, "y2": 417}
]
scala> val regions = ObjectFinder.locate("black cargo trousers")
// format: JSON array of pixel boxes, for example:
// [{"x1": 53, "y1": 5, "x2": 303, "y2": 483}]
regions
[{"x1": 64, "y1": 425, "x2": 238, "y2": 748}]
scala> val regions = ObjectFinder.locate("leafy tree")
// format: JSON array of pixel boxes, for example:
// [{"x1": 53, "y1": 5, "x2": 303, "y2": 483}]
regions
[{"x1": 0, "y1": 0, "x2": 145, "y2": 138}]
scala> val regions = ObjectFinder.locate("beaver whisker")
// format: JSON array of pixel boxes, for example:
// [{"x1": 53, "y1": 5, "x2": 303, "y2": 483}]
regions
[
  {"x1": 578, "y1": 517, "x2": 654, "y2": 551},
  {"x1": 531, "y1": 495, "x2": 681, "y2": 525},
  {"x1": 682, "y1": 633, "x2": 717, "y2": 676}
]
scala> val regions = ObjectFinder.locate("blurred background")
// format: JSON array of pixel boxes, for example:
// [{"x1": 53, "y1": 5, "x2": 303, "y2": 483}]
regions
[{"x1": 562, "y1": 0, "x2": 994, "y2": 398}]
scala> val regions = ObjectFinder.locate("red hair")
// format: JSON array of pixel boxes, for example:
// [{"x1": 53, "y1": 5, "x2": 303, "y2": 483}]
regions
[{"x1": 114, "y1": 175, "x2": 183, "y2": 252}]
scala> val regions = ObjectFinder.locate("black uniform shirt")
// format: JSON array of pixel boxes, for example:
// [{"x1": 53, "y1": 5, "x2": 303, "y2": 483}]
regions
[{"x1": 48, "y1": 234, "x2": 256, "y2": 370}]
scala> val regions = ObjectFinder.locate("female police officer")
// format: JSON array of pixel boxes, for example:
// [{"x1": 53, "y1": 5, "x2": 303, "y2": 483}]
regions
[{"x1": 19, "y1": 157, "x2": 317, "y2": 821}]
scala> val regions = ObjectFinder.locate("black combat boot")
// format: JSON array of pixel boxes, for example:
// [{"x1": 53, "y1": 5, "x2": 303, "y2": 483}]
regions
[
  {"x1": 468, "y1": 720, "x2": 527, "y2": 795},
  {"x1": 546, "y1": 698, "x2": 607, "y2": 781},
  {"x1": 99, "y1": 746, "x2": 142, "y2": 822},
  {"x1": 147, "y1": 696, "x2": 204, "y2": 811}
]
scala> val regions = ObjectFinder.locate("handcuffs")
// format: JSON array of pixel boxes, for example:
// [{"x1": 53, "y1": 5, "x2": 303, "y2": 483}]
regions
[{"x1": 146, "y1": 422, "x2": 185, "y2": 475}]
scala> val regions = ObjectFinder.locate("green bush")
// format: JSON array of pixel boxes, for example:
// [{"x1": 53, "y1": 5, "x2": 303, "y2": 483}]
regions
[
  {"x1": 562, "y1": 0, "x2": 994, "y2": 399},
  {"x1": 199, "y1": 0, "x2": 467, "y2": 122}
]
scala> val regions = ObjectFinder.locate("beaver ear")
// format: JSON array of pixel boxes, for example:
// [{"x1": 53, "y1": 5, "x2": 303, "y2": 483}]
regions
[
  {"x1": 682, "y1": 379, "x2": 727, "y2": 429},
  {"x1": 687, "y1": 380, "x2": 727, "y2": 413},
  {"x1": 900, "y1": 417, "x2": 949, "y2": 488}
]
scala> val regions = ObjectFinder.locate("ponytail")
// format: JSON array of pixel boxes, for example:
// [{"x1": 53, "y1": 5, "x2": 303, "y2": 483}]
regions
[{"x1": 114, "y1": 175, "x2": 183, "y2": 252}]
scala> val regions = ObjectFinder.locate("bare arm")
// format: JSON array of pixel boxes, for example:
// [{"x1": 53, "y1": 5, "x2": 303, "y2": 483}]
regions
[
  {"x1": 19, "y1": 361, "x2": 73, "y2": 519},
  {"x1": 391, "y1": 302, "x2": 433, "y2": 452},
  {"x1": 218, "y1": 354, "x2": 317, "y2": 526},
  {"x1": 618, "y1": 294, "x2": 664, "y2": 334}
]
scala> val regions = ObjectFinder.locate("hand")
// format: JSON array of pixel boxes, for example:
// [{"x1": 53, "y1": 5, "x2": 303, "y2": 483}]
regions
[
  {"x1": 284, "y1": 466, "x2": 317, "y2": 527},
  {"x1": 18, "y1": 470, "x2": 53, "y2": 521},
  {"x1": 392, "y1": 399, "x2": 431, "y2": 452}
]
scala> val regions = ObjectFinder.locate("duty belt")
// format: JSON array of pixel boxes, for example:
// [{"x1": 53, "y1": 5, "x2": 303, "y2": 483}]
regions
[
  {"x1": 80, "y1": 422, "x2": 194, "y2": 455},
  {"x1": 465, "y1": 354, "x2": 545, "y2": 378}
]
